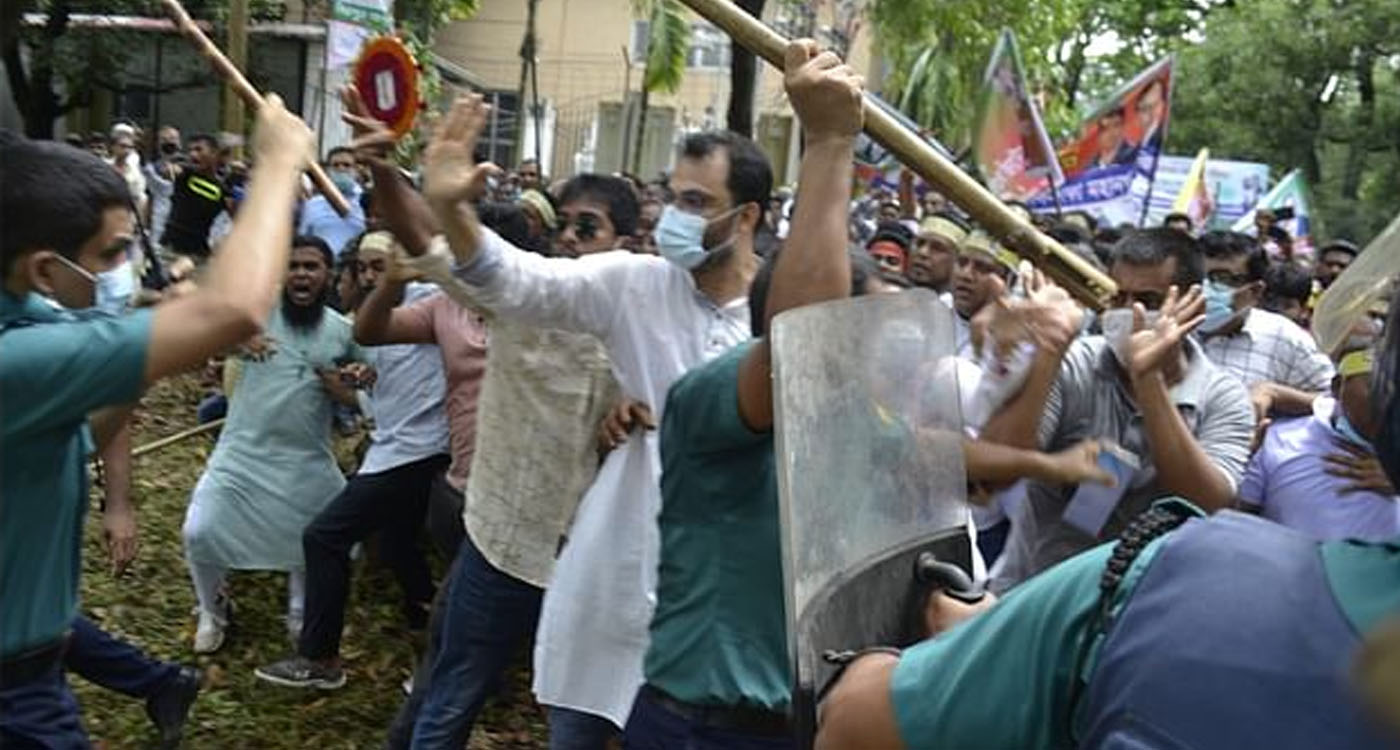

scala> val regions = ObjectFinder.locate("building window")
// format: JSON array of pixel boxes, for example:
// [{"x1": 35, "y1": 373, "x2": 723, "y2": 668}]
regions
[{"x1": 629, "y1": 19, "x2": 730, "y2": 71}]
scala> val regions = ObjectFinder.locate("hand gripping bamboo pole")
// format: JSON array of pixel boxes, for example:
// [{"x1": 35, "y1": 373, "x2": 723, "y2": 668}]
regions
[
  {"x1": 161, "y1": 0, "x2": 352, "y2": 217},
  {"x1": 677, "y1": 0, "x2": 1118, "y2": 309}
]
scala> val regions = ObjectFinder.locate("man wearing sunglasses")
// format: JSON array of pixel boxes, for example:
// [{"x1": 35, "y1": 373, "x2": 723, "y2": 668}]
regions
[
  {"x1": 978, "y1": 228, "x2": 1254, "y2": 590},
  {"x1": 415, "y1": 91, "x2": 768, "y2": 747},
  {"x1": 553, "y1": 174, "x2": 640, "y2": 258},
  {"x1": 1195, "y1": 230, "x2": 1333, "y2": 423}
]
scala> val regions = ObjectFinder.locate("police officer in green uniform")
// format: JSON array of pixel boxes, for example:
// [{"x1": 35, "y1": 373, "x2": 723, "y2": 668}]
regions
[
  {"x1": 0, "y1": 96, "x2": 313, "y2": 747},
  {"x1": 815, "y1": 301, "x2": 1400, "y2": 749}
]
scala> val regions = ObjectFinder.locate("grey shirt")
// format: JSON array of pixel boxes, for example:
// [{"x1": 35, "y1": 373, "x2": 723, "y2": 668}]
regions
[{"x1": 992, "y1": 336, "x2": 1254, "y2": 592}]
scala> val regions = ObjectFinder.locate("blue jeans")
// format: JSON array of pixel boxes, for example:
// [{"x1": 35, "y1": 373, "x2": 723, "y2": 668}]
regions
[
  {"x1": 0, "y1": 662, "x2": 88, "y2": 749},
  {"x1": 623, "y1": 689, "x2": 795, "y2": 750},
  {"x1": 547, "y1": 705, "x2": 619, "y2": 750},
  {"x1": 66, "y1": 616, "x2": 178, "y2": 698},
  {"x1": 408, "y1": 532, "x2": 543, "y2": 749}
]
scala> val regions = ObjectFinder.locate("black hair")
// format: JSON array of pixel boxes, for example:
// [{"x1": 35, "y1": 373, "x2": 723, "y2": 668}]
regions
[
  {"x1": 558, "y1": 174, "x2": 641, "y2": 237},
  {"x1": 748, "y1": 249, "x2": 868, "y2": 337},
  {"x1": 1162, "y1": 212, "x2": 1192, "y2": 230},
  {"x1": 1047, "y1": 222, "x2": 1091, "y2": 246},
  {"x1": 1262, "y1": 262, "x2": 1313, "y2": 307},
  {"x1": 1320, "y1": 239, "x2": 1359, "y2": 259},
  {"x1": 325, "y1": 146, "x2": 356, "y2": 163},
  {"x1": 1, "y1": 133, "x2": 133, "y2": 274},
  {"x1": 869, "y1": 220, "x2": 914, "y2": 251},
  {"x1": 1199, "y1": 230, "x2": 1268, "y2": 282},
  {"x1": 291, "y1": 234, "x2": 334, "y2": 268},
  {"x1": 477, "y1": 201, "x2": 535, "y2": 250},
  {"x1": 1109, "y1": 227, "x2": 1203, "y2": 288},
  {"x1": 188, "y1": 133, "x2": 218, "y2": 149},
  {"x1": 679, "y1": 131, "x2": 774, "y2": 211}
]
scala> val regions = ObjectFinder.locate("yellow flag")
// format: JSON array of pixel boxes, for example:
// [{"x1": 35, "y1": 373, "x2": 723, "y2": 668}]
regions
[{"x1": 1171, "y1": 148, "x2": 1213, "y2": 228}]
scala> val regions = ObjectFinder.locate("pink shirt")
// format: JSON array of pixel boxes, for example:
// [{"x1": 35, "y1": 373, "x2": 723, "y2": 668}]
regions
[{"x1": 398, "y1": 292, "x2": 488, "y2": 490}]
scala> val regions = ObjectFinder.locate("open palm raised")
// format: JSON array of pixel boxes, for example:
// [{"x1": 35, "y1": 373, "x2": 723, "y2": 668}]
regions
[
  {"x1": 1127, "y1": 284, "x2": 1204, "y2": 381},
  {"x1": 421, "y1": 94, "x2": 502, "y2": 209}
]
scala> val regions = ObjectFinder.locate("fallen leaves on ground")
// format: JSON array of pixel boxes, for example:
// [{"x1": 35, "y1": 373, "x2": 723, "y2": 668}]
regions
[{"x1": 77, "y1": 375, "x2": 549, "y2": 749}]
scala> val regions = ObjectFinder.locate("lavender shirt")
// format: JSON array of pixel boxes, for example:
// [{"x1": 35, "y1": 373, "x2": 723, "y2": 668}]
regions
[{"x1": 1239, "y1": 397, "x2": 1400, "y2": 542}]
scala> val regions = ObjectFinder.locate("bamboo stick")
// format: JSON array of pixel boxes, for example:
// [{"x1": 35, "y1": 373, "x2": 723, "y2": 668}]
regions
[
  {"x1": 160, "y1": 0, "x2": 352, "y2": 217},
  {"x1": 676, "y1": 0, "x2": 1118, "y2": 309}
]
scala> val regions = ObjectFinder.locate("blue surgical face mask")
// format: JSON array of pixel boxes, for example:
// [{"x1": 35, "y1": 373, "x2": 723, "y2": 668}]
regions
[
  {"x1": 329, "y1": 171, "x2": 359, "y2": 198},
  {"x1": 1335, "y1": 410, "x2": 1374, "y2": 452},
  {"x1": 654, "y1": 204, "x2": 741, "y2": 270},
  {"x1": 1200, "y1": 279, "x2": 1236, "y2": 333}
]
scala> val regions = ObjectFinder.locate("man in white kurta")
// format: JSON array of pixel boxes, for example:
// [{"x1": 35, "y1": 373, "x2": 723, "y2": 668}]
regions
[{"x1": 420, "y1": 113, "x2": 772, "y2": 745}]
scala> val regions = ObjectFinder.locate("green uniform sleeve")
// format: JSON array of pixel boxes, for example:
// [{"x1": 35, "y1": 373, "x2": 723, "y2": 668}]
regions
[
  {"x1": 0, "y1": 310, "x2": 153, "y2": 437},
  {"x1": 890, "y1": 542, "x2": 1114, "y2": 750}
]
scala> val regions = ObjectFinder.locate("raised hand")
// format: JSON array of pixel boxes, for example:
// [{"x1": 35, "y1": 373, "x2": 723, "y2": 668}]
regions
[
  {"x1": 1126, "y1": 284, "x2": 1203, "y2": 382},
  {"x1": 783, "y1": 39, "x2": 864, "y2": 143},
  {"x1": 251, "y1": 93, "x2": 313, "y2": 167},
  {"x1": 340, "y1": 85, "x2": 399, "y2": 166},
  {"x1": 421, "y1": 94, "x2": 502, "y2": 209}
]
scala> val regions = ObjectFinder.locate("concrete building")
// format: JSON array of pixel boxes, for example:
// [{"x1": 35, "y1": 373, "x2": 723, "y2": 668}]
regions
[{"x1": 433, "y1": 0, "x2": 878, "y2": 186}]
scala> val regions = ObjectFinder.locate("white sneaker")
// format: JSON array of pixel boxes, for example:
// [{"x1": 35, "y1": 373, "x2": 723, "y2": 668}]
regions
[{"x1": 193, "y1": 610, "x2": 227, "y2": 654}]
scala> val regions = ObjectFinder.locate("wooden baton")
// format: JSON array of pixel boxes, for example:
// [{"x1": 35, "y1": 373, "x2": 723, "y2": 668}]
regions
[
  {"x1": 676, "y1": 0, "x2": 1118, "y2": 309},
  {"x1": 161, "y1": 0, "x2": 352, "y2": 217}
]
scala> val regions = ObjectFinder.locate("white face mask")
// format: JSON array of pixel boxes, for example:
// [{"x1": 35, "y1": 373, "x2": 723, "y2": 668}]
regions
[{"x1": 1100, "y1": 307, "x2": 1160, "y2": 367}]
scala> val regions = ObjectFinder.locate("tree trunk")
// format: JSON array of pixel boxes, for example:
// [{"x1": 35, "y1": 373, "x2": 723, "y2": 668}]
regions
[
  {"x1": 631, "y1": 82, "x2": 650, "y2": 174},
  {"x1": 724, "y1": 0, "x2": 764, "y2": 137},
  {"x1": 1340, "y1": 53, "x2": 1375, "y2": 201},
  {"x1": 12, "y1": 1, "x2": 71, "y2": 139}
]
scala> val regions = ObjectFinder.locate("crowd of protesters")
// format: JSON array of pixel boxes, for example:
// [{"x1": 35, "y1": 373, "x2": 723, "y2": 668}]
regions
[{"x1": 3, "y1": 40, "x2": 1399, "y2": 750}]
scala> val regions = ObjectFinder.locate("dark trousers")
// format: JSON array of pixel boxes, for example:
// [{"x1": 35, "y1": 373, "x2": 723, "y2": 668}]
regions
[
  {"x1": 298, "y1": 454, "x2": 448, "y2": 661},
  {"x1": 66, "y1": 616, "x2": 178, "y2": 698},
  {"x1": 976, "y1": 519, "x2": 1011, "y2": 568},
  {"x1": 425, "y1": 473, "x2": 465, "y2": 561},
  {"x1": 0, "y1": 662, "x2": 87, "y2": 749},
  {"x1": 623, "y1": 689, "x2": 795, "y2": 750},
  {"x1": 397, "y1": 531, "x2": 543, "y2": 749}
]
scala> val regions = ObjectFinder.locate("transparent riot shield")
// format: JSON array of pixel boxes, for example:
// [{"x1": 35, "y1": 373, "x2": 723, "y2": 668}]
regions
[{"x1": 772, "y1": 290, "x2": 970, "y2": 746}]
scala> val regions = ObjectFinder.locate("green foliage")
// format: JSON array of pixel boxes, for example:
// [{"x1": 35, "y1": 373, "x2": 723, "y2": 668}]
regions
[
  {"x1": 393, "y1": 0, "x2": 478, "y2": 42},
  {"x1": 869, "y1": 0, "x2": 1400, "y2": 242},
  {"x1": 631, "y1": 0, "x2": 690, "y2": 94}
]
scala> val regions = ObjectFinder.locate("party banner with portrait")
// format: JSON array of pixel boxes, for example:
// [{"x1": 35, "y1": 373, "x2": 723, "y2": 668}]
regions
[
  {"x1": 1028, "y1": 57, "x2": 1173, "y2": 227},
  {"x1": 972, "y1": 29, "x2": 1063, "y2": 202}
]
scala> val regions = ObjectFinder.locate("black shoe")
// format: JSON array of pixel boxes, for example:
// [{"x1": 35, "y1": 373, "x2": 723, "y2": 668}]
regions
[{"x1": 145, "y1": 666, "x2": 202, "y2": 749}]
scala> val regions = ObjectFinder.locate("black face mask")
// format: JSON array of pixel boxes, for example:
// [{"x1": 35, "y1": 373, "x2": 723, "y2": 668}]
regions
[{"x1": 160, "y1": 142, "x2": 179, "y2": 155}]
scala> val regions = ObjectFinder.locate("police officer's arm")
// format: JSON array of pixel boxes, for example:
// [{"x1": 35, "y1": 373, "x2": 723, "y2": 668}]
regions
[
  {"x1": 736, "y1": 40, "x2": 863, "y2": 432},
  {"x1": 143, "y1": 97, "x2": 312, "y2": 385},
  {"x1": 816, "y1": 652, "x2": 905, "y2": 750}
]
